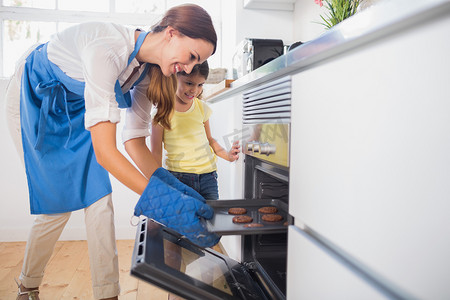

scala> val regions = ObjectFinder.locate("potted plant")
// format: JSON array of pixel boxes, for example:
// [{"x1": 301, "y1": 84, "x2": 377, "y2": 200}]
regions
[{"x1": 315, "y1": 0, "x2": 361, "y2": 29}]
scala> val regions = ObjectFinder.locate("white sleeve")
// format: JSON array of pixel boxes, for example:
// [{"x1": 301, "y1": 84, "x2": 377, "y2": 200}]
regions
[
  {"x1": 122, "y1": 74, "x2": 153, "y2": 143},
  {"x1": 82, "y1": 43, "x2": 124, "y2": 130}
]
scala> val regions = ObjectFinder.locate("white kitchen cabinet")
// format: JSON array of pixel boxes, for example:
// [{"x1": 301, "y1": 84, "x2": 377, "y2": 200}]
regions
[
  {"x1": 287, "y1": 226, "x2": 386, "y2": 300},
  {"x1": 207, "y1": 93, "x2": 244, "y2": 261},
  {"x1": 207, "y1": 93, "x2": 244, "y2": 200},
  {"x1": 289, "y1": 9, "x2": 450, "y2": 300}
]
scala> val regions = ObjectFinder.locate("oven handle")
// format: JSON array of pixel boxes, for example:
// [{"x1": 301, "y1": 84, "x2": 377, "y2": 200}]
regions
[{"x1": 254, "y1": 164, "x2": 288, "y2": 182}]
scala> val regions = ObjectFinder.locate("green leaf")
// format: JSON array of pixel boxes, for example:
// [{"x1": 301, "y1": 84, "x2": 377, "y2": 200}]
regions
[{"x1": 317, "y1": 0, "x2": 361, "y2": 29}]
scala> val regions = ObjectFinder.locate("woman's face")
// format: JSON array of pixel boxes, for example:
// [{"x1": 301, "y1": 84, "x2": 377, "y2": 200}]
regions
[
  {"x1": 161, "y1": 29, "x2": 214, "y2": 77},
  {"x1": 176, "y1": 73, "x2": 206, "y2": 105}
]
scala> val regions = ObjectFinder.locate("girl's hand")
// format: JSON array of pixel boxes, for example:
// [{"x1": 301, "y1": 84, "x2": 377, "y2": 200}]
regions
[{"x1": 227, "y1": 140, "x2": 241, "y2": 162}]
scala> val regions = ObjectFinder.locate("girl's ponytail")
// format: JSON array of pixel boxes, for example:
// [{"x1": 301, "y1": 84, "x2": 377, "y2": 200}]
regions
[{"x1": 147, "y1": 64, "x2": 177, "y2": 130}]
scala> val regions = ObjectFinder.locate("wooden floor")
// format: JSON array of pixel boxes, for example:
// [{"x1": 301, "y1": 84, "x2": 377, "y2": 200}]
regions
[{"x1": 0, "y1": 240, "x2": 169, "y2": 300}]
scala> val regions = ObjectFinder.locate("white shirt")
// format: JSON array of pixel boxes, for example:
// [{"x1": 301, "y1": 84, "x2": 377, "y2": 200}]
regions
[{"x1": 46, "y1": 22, "x2": 152, "y2": 141}]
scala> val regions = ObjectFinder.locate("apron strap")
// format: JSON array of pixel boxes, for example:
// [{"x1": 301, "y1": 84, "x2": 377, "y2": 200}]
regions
[
  {"x1": 132, "y1": 63, "x2": 150, "y2": 88},
  {"x1": 34, "y1": 80, "x2": 72, "y2": 150},
  {"x1": 128, "y1": 30, "x2": 149, "y2": 64},
  {"x1": 115, "y1": 30, "x2": 150, "y2": 109},
  {"x1": 117, "y1": 63, "x2": 151, "y2": 108}
]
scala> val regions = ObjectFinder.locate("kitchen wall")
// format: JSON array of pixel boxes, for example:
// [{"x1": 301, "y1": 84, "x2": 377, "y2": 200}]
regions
[
  {"x1": 221, "y1": 0, "x2": 295, "y2": 74},
  {"x1": 220, "y1": 0, "x2": 326, "y2": 75},
  {"x1": 293, "y1": 0, "x2": 326, "y2": 42}
]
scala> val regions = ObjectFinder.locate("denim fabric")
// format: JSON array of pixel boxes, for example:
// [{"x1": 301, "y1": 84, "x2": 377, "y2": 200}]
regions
[{"x1": 169, "y1": 171, "x2": 219, "y2": 200}]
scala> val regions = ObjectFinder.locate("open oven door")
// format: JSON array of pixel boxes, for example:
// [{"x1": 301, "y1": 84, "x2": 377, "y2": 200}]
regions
[{"x1": 130, "y1": 217, "x2": 273, "y2": 300}]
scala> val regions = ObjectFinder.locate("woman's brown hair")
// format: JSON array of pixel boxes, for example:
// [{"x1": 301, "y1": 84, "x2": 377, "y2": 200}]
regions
[
  {"x1": 152, "y1": 4, "x2": 217, "y2": 54},
  {"x1": 148, "y1": 4, "x2": 217, "y2": 129}
]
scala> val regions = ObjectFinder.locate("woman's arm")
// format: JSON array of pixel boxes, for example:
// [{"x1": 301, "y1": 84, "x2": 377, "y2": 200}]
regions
[
  {"x1": 90, "y1": 121, "x2": 150, "y2": 195},
  {"x1": 124, "y1": 135, "x2": 160, "y2": 179},
  {"x1": 204, "y1": 120, "x2": 240, "y2": 162},
  {"x1": 150, "y1": 123, "x2": 164, "y2": 167}
]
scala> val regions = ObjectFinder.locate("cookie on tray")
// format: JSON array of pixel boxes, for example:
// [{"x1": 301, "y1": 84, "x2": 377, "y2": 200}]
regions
[
  {"x1": 261, "y1": 214, "x2": 283, "y2": 222},
  {"x1": 258, "y1": 206, "x2": 278, "y2": 214},
  {"x1": 228, "y1": 207, "x2": 247, "y2": 215},
  {"x1": 232, "y1": 215, "x2": 253, "y2": 223}
]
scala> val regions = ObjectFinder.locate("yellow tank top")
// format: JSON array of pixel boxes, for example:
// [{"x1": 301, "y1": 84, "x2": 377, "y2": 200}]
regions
[{"x1": 163, "y1": 98, "x2": 217, "y2": 173}]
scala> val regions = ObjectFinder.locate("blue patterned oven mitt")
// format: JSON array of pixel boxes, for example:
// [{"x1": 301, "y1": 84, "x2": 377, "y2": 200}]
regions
[
  {"x1": 134, "y1": 168, "x2": 220, "y2": 248},
  {"x1": 153, "y1": 167, "x2": 205, "y2": 202}
]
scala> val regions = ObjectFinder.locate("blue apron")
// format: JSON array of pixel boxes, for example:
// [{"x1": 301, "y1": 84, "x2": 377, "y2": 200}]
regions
[{"x1": 20, "y1": 30, "x2": 150, "y2": 214}]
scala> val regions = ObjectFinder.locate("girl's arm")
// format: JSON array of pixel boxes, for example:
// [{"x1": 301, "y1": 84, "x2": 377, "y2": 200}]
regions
[
  {"x1": 204, "y1": 120, "x2": 240, "y2": 162},
  {"x1": 150, "y1": 123, "x2": 164, "y2": 167},
  {"x1": 90, "y1": 121, "x2": 151, "y2": 195}
]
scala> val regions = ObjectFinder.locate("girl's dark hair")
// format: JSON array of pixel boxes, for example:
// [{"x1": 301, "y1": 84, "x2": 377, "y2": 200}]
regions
[
  {"x1": 151, "y1": 4, "x2": 217, "y2": 54},
  {"x1": 179, "y1": 60, "x2": 209, "y2": 79},
  {"x1": 178, "y1": 61, "x2": 209, "y2": 99}
]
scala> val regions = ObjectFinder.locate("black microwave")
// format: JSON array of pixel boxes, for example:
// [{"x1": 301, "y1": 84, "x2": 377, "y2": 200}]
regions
[{"x1": 232, "y1": 38, "x2": 284, "y2": 79}]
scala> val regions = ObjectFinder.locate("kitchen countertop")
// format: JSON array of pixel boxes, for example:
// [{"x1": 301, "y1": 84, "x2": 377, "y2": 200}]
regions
[{"x1": 208, "y1": 0, "x2": 450, "y2": 103}]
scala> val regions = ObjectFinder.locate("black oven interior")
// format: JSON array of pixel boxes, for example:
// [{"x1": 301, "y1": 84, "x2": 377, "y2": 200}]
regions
[{"x1": 242, "y1": 155, "x2": 289, "y2": 300}]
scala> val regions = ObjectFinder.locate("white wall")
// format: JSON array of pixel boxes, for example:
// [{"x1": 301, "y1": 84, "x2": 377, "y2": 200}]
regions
[
  {"x1": 235, "y1": 0, "x2": 295, "y2": 44},
  {"x1": 0, "y1": 78, "x2": 139, "y2": 242},
  {"x1": 219, "y1": 0, "x2": 325, "y2": 75},
  {"x1": 220, "y1": 0, "x2": 295, "y2": 73},
  {"x1": 293, "y1": 0, "x2": 327, "y2": 42}
]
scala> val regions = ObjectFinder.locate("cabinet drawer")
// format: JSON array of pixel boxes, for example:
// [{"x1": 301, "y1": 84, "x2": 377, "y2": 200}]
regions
[{"x1": 287, "y1": 226, "x2": 388, "y2": 300}]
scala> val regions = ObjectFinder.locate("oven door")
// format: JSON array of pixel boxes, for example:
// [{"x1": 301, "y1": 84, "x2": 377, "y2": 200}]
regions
[{"x1": 131, "y1": 218, "x2": 273, "y2": 300}]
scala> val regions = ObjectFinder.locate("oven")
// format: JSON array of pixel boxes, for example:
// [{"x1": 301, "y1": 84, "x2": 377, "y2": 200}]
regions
[
  {"x1": 130, "y1": 76, "x2": 292, "y2": 300},
  {"x1": 240, "y1": 76, "x2": 291, "y2": 299}
]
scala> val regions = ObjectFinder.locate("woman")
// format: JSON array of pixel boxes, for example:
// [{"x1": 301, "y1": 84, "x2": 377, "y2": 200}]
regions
[{"x1": 6, "y1": 4, "x2": 219, "y2": 300}]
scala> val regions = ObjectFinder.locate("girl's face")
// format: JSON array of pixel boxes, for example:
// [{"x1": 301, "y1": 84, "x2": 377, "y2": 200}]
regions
[
  {"x1": 161, "y1": 28, "x2": 214, "y2": 77},
  {"x1": 176, "y1": 73, "x2": 206, "y2": 105}
]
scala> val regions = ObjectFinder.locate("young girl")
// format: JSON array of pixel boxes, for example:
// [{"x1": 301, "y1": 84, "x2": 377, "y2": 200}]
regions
[
  {"x1": 6, "y1": 4, "x2": 218, "y2": 300},
  {"x1": 151, "y1": 60, "x2": 240, "y2": 200}
]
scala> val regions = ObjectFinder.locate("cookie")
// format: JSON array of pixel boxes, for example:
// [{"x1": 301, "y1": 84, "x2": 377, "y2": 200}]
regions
[
  {"x1": 244, "y1": 223, "x2": 264, "y2": 228},
  {"x1": 261, "y1": 214, "x2": 283, "y2": 222},
  {"x1": 232, "y1": 215, "x2": 253, "y2": 223},
  {"x1": 228, "y1": 207, "x2": 247, "y2": 215},
  {"x1": 258, "y1": 206, "x2": 278, "y2": 214}
]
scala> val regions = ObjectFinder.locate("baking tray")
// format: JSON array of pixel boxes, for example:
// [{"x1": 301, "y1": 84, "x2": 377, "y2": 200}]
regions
[{"x1": 205, "y1": 199, "x2": 293, "y2": 235}]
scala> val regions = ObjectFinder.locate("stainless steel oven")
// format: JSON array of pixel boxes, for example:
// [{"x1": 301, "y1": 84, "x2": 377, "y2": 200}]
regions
[
  {"x1": 130, "y1": 76, "x2": 292, "y2": 300},
  {"x1": 240, "y1": 76, "x2": 291, "y2": 299}
]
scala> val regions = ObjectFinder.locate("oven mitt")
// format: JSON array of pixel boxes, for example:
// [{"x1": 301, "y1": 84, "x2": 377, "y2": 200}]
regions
[
  {"x1": 152, "y1": 167, "x2": 205, "y2": 202},
  {"x1": 134, "y1": 168, "x2": 220, "y2": 248}
]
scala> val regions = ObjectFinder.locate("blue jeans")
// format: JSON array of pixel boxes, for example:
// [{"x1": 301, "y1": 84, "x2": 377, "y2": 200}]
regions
[{"x1": 169, "y1": 171, "x2": 219, "y2": 200}]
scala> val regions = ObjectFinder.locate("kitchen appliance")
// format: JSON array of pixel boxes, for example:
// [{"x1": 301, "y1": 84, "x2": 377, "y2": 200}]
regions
[
  {"x1": 240, "y1": 76, "x2": 291, "y2": 299},
  {"x1": 232, "y1": 38, "x2": 284, "y2": 79},
  {"x1": 130, "y1": 76, "x2": 292, "y2": 299}
]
